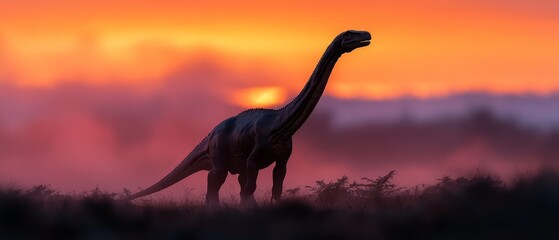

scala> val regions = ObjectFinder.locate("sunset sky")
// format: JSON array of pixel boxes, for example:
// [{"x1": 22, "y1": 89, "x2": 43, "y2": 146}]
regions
[
  {"x1": 1, "y1": 1, "x2": 558, "y2": 199},
  {"x1": 2, "y1": 0, "x2": 559, "y2": 102}
]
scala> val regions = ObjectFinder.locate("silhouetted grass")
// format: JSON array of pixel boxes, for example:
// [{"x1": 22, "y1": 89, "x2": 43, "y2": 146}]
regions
[{"x1": 2, "y1": 171, "x2": 559, "y2": 239}]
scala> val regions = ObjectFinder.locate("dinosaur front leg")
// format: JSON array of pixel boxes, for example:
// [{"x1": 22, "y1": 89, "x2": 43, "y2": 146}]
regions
[
  {"x1": 206, "y1": 166, "x2": 228, "y2": 208},
  {"x1": 271, "y1": 161, "x2": 287, "y2": 202}
]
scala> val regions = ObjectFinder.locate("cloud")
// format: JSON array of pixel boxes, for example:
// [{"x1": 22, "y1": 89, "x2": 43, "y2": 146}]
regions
[{"x1": 0, "y1": 58, "x2": 239, "y2": 192}]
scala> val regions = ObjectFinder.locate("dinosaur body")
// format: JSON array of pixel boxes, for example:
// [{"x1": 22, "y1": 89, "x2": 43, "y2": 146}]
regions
[{"x1": 130, "y1": 30, "x2": 371, "y2": 206}]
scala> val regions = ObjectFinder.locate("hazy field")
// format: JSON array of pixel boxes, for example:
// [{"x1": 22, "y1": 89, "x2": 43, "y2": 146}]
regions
[{"x1": 2, "y1": 171, "x2": 558, "y2": 239}]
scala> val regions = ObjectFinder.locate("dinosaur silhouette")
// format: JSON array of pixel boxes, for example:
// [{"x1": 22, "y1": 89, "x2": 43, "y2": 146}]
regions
[{"x1": 129, "y1": 30, "x2": 371, "y2": 207}]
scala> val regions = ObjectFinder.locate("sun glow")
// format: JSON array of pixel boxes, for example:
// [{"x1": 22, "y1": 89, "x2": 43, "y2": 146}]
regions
[{"x1": 232, "y1": 86, "x2": 288, "y2": 108}]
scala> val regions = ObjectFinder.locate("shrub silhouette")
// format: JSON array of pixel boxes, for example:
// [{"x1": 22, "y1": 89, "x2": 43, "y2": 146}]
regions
[
  {"x1": 307, "y1": 175, "x2": 355, "y2": 208},
  {"x1": 304, "y1": 171, "x2": 404, "y2": 209}
]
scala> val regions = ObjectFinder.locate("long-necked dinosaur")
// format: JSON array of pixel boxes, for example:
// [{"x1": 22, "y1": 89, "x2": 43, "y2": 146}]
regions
[{"x1": 129, "y1": 30, "x2": 371, "y2": 206}]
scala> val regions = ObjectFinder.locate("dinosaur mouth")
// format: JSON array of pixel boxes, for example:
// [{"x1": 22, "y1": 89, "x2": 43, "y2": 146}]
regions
[
  {"x1": 354, "y1": 33, "x2": 372, "y2": 48},
  {"x1": 359, "y1": 40, "x2": 371, "y2": 47},
  {"x1": 353, "y1": 39, "x2": 371, "y2": 48}
]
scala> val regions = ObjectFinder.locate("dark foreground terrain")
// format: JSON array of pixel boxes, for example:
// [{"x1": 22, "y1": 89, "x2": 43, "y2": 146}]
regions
[{"x1": 2, "y1": 171, "x2": 559, "y2": 240}]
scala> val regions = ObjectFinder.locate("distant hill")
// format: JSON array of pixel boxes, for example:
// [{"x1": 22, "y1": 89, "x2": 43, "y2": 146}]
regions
[{"x1": 317, "y1": 93, "x2": 559, "y2": 130}]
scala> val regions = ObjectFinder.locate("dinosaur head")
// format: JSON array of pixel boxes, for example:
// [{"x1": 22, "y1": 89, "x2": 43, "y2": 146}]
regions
[{"x1": 339, "y1": 30, "x2": 371, "y2": 53}]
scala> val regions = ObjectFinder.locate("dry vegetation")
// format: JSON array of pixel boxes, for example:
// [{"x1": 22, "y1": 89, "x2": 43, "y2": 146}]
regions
[{"x1": 2, "y1": 171, "x2": 559, "y2": 239}]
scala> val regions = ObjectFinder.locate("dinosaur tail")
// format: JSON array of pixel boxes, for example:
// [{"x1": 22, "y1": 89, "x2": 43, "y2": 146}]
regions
[{"x1": 128, "y1": 136, "x2": 211, "y2": 200}]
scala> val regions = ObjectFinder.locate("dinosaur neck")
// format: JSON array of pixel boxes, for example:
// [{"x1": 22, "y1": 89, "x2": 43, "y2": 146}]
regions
[{"x1": 273, "y1": 40, "x2": 342, "y2": 140}]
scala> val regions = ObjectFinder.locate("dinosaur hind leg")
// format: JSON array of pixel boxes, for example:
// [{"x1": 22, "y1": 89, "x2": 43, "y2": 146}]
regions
[
  {"x1": 206, "y1": 165, "x2": 228, "y2": 208},
  {"x1": 237, "y1": 173, "x2": 247, "y2": 197},
  {"x1": 238, "y1": 172, "x2": 258, "y2": 207},
  {"x1": 241, "y1": 147, "x2": 266, "y2": 207}
]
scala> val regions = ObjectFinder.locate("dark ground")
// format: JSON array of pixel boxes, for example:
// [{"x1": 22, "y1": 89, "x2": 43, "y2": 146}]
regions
[{"x1": 1, "y1": 171, "x2": 559, "y2": 240}]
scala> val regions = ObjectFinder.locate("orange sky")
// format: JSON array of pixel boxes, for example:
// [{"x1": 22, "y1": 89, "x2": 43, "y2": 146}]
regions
[{"x1": 1, "y1": 0, "x2": 558, "y2": 106}]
